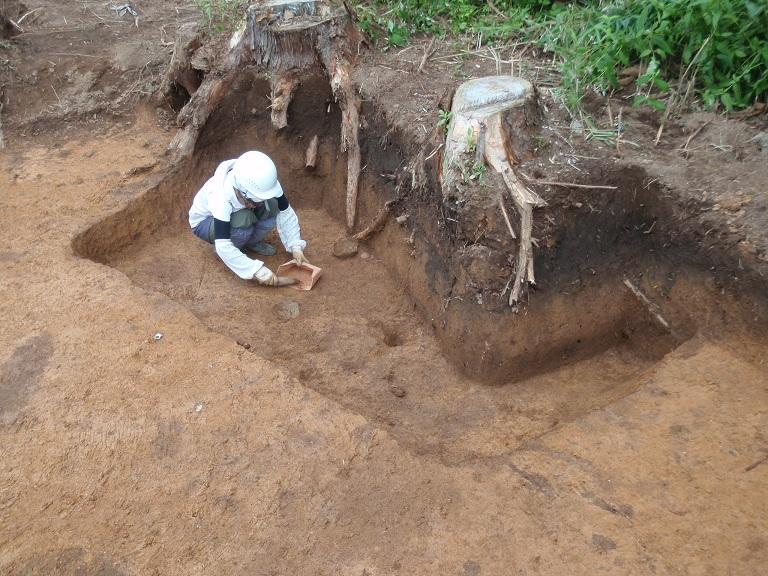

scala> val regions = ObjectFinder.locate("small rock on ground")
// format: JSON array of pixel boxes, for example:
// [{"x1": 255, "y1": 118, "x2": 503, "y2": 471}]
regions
[
  {"x1": 332, "y1": 237, "x2": 358, "y2": 258},
  {"x1": 273, "y1": 300, "x2": 300, "y2": 321},
  {"x1": 389, "y1": 385, "x2": 406, "y2": 398}
]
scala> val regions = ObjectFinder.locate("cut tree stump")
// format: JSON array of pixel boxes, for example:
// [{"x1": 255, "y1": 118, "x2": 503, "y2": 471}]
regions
[
  {"x1": 164, "y1": 1, "x2": 363, "y2": 229},
  {"x1": 441, "y1": 76, "x2": 544, "y2": 305}
]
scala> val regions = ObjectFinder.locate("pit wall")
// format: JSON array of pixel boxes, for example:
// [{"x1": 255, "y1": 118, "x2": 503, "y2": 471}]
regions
[
  {"x1": 347, "y1": 113, "x2": 768, "y2": 383},
  {"x1": 72, "y1": 77, "x2": 768, "y2": 385}
]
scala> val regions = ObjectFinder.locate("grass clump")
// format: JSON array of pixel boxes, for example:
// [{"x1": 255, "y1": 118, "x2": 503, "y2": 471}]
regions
[
  {"x1": 194, "y1": 0, "x2": 249, "y2": 34},
  {"x1": 352, "y1": 0, "x2": 768, "y2": 111}
]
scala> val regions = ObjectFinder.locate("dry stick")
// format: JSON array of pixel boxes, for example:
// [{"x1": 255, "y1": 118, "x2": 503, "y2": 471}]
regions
[
  {"x1": 528, "y1": 179, "x2": 618, "y2": 190},
  {"x1": 487, "y1": 0, "x2": 507, "y2": 20},
  {"x1": 497, "y1": 194, "x2": 517, "y2": 240},
  {"x1": 416, "y1": 37, "x2": 437, "y2": 74},
  {"x1": 622, "y1": 279, "x2": 673, "y2": 334},
  {"x1": 655, "y1": 36, "x2": 711, "y2": 146},
  {"x1": 678, "y1": 120, "x2": 711, "y2": 157},
  {"x1": 17, "y1": 7, "x2": 43, "y2": 26},
  {"x1": 654, "y1": 98, "x2": 674, "y2": 146},
  {"x1": 50, "y1": 52, "x2": 105, "y2": 59}
]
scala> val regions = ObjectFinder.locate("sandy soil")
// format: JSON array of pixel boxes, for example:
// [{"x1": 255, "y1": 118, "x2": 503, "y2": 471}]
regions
[{"x1": 1, "y1": 2, "x2": 767, "y2": 575}]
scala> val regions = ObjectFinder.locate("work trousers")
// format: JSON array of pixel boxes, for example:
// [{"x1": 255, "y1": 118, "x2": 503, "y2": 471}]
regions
[{"x1": 191, "y1": 208, "x2": 277, "y2": 249}]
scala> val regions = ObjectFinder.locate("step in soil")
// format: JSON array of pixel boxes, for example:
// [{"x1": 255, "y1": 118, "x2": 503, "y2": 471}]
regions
[{"x1": 112, "y1": 208, "x2": 668, "y2": 463}]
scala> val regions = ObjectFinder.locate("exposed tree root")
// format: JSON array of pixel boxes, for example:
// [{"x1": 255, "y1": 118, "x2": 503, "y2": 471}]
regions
[{"x1": 442, "y1": 77, "x2": 544, "y2": 305}]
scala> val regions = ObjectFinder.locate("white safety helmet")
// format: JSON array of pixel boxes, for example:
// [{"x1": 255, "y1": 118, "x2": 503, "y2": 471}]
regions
[{"x1": 231, "y1": 151, "x2": 283, "y2": 201}]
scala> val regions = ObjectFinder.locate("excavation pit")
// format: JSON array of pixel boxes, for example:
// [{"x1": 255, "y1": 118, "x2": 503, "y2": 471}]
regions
[{"x1": 72, "y1": 78, "x2": 757, "y2": 464}]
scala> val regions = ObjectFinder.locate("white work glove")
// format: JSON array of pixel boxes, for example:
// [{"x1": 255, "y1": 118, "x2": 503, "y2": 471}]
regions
[
  {"x1": 292, "y1": 248, "x2": 309, "y2": 267},
  {"x1": 253, "y1": 265, "x2": 279, "y2": 287}
]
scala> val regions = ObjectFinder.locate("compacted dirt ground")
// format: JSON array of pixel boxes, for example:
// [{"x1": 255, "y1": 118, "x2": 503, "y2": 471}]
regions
[{"x1": 1, "y1": 2, "x2": 767, "y2": 575}]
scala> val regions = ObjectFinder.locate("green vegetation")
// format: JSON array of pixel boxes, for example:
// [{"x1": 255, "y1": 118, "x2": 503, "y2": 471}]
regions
[
  {"x1": 437, "y1": 109, "x2": 453, "y2": 134},
  {"x1": 194, "y1": 0, "x2": 249, "y2": 34},
  {"x1": 353, "y1": 0, "x2": 768, "y2": 111}
]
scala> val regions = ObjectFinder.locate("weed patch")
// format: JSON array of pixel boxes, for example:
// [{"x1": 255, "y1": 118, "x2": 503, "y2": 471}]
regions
[{"x1": 352, "y1": 0, "x2": 768, "y2": 111}]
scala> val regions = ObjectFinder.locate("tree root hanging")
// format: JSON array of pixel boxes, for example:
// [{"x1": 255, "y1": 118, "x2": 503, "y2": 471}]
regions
[
  {"x1": 482, "y1": 113, "x2": 546, "y2": 305},
  {"x1": 269, "y1": 72, "x2": 300, "y2": 130}
]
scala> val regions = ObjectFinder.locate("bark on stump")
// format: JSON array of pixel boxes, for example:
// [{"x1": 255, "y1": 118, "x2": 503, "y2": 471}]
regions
[
  {"x1": 164, "y1": 1, "x2": 363, "y2": 230},
  {"x1": 441, "y1": 77, "x2": 544, "y2": 306}
]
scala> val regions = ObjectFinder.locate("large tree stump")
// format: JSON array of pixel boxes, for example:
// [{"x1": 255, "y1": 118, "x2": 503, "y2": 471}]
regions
[
  {"x1": 441, "y1": 77, "x2": 545, "y2": 305},
  {"x1": 165, "y1": 1, "x2": 363, "y2": 230}
]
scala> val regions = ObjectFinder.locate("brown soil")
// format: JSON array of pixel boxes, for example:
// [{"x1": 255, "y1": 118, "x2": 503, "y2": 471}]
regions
[{"x1": 1, "y1": 2, "x2": 768, "y2": 575}]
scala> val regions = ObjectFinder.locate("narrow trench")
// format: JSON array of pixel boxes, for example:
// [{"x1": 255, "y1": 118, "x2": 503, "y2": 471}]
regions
[{"x1": 73, "y1": 77, "x2": 724, "y2": 465}]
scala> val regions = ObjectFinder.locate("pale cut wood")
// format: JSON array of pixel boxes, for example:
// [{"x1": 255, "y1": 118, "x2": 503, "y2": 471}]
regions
[{"x1": 305, "y1": 134, "x2": 319, "y2": 168}]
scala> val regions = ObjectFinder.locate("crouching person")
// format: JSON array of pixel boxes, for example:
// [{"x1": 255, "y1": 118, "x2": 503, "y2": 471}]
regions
[{"x1": 189, "y1": 151, "x2": 310, "y2": 286}]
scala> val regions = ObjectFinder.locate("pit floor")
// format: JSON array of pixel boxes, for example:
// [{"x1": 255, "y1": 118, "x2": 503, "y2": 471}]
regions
[{"x1": 114, "y1": 207, "x2": 669, "y2": 464}]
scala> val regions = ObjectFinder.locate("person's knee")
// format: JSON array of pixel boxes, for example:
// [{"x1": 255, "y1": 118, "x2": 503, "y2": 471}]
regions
[{"x1": 230, "y1": 226, "x2": 252, "y2": 248}]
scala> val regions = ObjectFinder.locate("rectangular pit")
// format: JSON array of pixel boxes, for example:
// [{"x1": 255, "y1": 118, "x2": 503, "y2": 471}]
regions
[{"x1": 72, "y1": 77, "x2": 697, "y2": 463}]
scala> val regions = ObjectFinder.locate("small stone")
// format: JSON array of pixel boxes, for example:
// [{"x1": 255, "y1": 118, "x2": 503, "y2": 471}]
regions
[
  {"x1": 720, "y1": 199, "x2": 743, "y2": 212},
  {"x1": 360, "y1": 251, "x2": 371, "y2": 260},
  {"x1": 591, "y1": 533, "x2": 617, "y2": 553},
  {"x1": 332, "y1": 237, "x2": 358, "y2": 258},
  {"x1": 753, "y1": 131, "x2": 768, "y2": 153},
  {"x1": 570, "y1": 119, "x2": 583, "y2": 134},
  {"x1": 389, "y1": 385, "x2": 406, "y2": 398},
  {"x1": 273, "y1": 300, "x2": 300, "y2": 321}
]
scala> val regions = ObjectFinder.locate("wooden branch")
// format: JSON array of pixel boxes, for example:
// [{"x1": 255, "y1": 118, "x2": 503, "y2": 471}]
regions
[
  {"x1": 416, "y1": 37, "x2": 436, "y2": 74},
  {"x1": 678, "y1": 120, "x2": 710, "y2": 158},
  {"x1": 486, "y1": 0, "x2": 508, "y2": 20},
  {"x1": 527, "y1": 179, "x2": 618, "y2": 190},
  {"x1": 623, "y1": 279, "x2": 672, "y2": 333},
  {"x1": 342, "y1": 92, "x2": 361, "y2": 230},
  {"x1": 497, "y1": 193, "x2": 517, "y2": 240},
  {"x1": 0, "y1": 101, "x2": 5, "y2": 150}
]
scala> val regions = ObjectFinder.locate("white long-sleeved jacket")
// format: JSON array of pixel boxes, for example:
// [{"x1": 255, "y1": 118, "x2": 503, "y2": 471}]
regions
[{"x1": 189, "y1": 160, "x2": 306, "y2": 279}]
